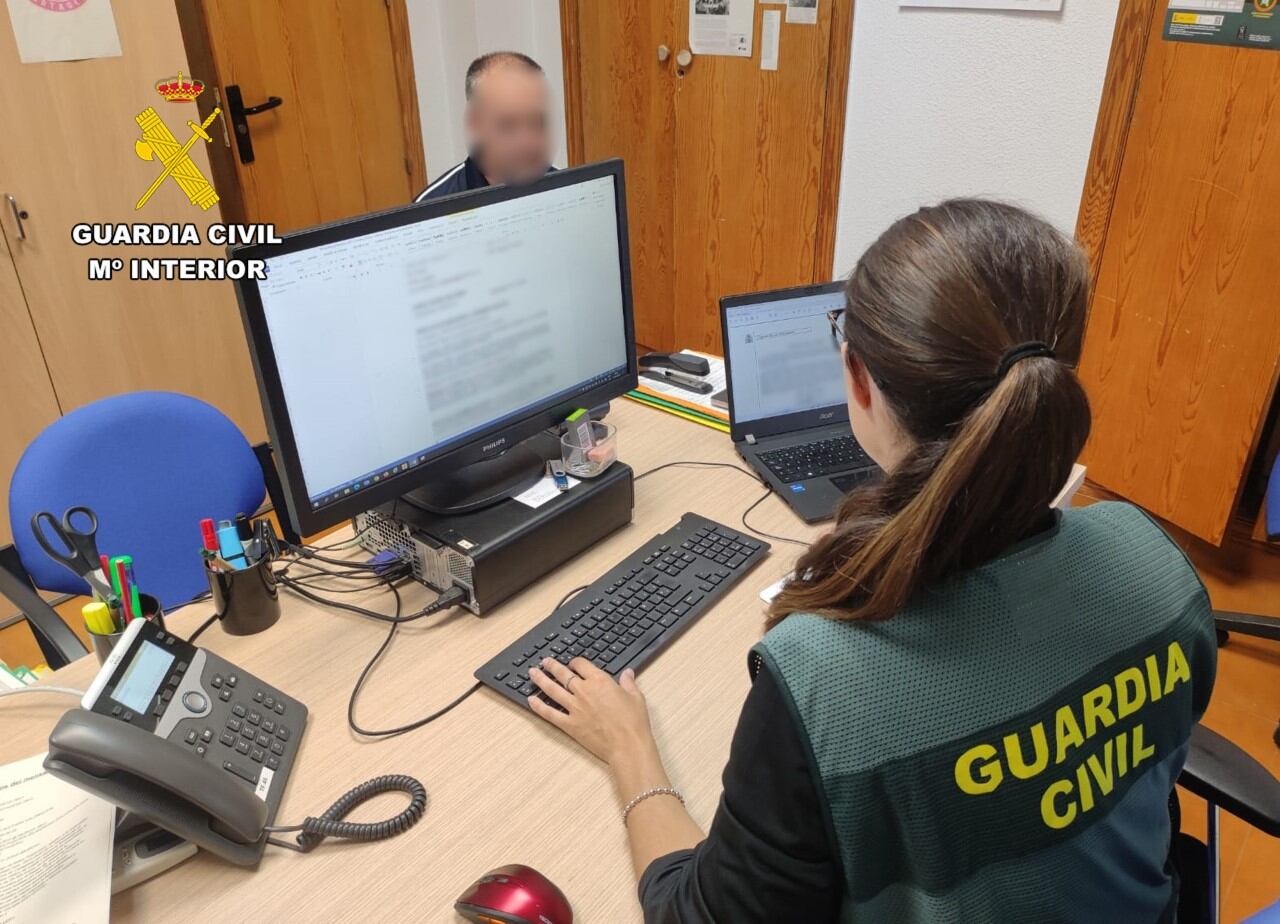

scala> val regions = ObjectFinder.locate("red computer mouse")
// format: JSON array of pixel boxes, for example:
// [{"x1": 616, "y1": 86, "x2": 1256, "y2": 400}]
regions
[{"x1": 455, "y1": 864, "x2": 573, "y2": 924}]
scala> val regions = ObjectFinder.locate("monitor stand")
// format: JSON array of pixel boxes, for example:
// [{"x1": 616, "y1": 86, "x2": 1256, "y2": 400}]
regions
[{"x1": 398, "y1": 434, "x2": 553, "y2": 515}]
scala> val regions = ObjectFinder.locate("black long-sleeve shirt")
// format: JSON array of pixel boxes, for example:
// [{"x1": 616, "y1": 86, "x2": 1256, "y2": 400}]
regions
[{"x1": 638, "y1": 662, "x2": 843, "y2": 922}]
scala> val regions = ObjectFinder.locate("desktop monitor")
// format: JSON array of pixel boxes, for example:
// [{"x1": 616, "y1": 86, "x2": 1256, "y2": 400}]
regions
[{"x1": 231, "y1": 160, "x2": 637, "y2": 537}]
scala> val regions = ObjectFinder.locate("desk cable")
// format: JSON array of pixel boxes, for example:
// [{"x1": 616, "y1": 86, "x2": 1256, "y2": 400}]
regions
[
  {"x1": 0, "y1": 685, "x2": 85, "y2": 702},
  {"x1": 633, "y1": 460, "x2": 810, "y2": 548}
]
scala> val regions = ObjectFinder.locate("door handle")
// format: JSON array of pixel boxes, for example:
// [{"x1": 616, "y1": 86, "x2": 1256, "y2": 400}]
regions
[
  {"x1": 224, "y1": 85, "x2": 283, "y2": 165},
  {"x1": 5, "y1": 194, "x2": 29, "y2": 241},
  {"x1": 675, "y1": 48, "x2": 693, "y2": 77},
  {"x1": 657, "y1": 44, "x2": 670, "y2": 62}
]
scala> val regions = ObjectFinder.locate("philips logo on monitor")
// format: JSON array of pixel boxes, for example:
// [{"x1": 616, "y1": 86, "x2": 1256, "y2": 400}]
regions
[{"x1": 481, "y1": 437, "x2": 508, "y2": 455}]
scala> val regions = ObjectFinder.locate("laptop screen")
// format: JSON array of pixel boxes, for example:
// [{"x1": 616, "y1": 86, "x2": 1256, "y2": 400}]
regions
[{"x1": 724, "y1": 288, "x2": 848, "y2": 425}]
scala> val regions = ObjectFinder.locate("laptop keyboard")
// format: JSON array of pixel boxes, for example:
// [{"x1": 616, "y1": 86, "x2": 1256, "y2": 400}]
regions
[{"x1": 758, "y1": 436, "x2": 873, "y2": 483}]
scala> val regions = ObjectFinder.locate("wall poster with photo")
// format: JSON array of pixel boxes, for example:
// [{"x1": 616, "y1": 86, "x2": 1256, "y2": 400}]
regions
[{"x1": 690, "y1": 0, "x2": 755, "y2": 55}]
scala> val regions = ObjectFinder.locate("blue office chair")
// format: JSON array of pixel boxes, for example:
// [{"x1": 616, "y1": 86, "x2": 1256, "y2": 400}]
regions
[{"x1": 2, "y1": 392, "x2": 280, "y2": 666}]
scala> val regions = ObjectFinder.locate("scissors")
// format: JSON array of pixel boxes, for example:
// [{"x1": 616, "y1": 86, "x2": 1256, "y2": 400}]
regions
[{"x1": 30, "y1": 506, "x2": 114, "y2": 600}]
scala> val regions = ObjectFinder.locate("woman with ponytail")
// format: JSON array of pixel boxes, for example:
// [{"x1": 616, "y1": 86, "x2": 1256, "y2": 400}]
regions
[{"x1": 529, "y1": 200, "x2": 1217, "y2": 922}]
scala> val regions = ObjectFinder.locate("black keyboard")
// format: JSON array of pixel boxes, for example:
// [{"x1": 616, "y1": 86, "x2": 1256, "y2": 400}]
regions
[
  {"x1": 758, "y1": 435, "x2": 873, "y2": 484},
  {"x1": 475, "y1": 513, "x2": 770, "y2": 709}
]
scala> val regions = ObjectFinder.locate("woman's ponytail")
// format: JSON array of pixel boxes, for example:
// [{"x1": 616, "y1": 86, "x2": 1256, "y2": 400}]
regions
[{"x1": 768, "y1": 200, "x2": 1091, "y2": 627}]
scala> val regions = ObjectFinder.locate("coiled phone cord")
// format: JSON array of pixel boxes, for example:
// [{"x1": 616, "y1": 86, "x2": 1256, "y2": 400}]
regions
[{"x1": 264, "y1": 774, "x2": 427, "y2": 852}]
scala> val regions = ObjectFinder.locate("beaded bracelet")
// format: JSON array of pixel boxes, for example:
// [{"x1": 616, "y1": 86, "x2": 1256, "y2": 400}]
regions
[{"x1": 622, "y1": 787, "x2": 685, "y2": 825}]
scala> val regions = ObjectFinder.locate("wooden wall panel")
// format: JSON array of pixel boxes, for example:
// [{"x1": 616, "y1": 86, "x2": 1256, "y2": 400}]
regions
[
  {"x1": 672, "y1": 0, "x2": 835, "y2": 353},
  {"x1": 1074, "y1": 0, "x2": 1159, "y2": 286},
  {"x1": 0, "y1": 228, "x2": 61, "y2": 547},
  {"x1": 0, "y1": 0, "x2": 266, "y2": 442},
  {"x1": 1077, "y1": 3, "x2": 1280, "y2": 544},
  {"x1": 570, "y1": 0, "x2": 677, "y2": 350}
]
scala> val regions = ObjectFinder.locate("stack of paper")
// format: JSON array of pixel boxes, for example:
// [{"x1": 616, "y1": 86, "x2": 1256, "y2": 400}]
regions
[
  {"x1": 627, "y1": 350, "x2": 730, "y2": 433},
  {"x1": 0, "y1": 752, "x2": 114, "y2": 923}
]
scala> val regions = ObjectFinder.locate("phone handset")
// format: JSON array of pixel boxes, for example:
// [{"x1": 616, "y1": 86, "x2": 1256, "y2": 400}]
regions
[{"x1": 47, "y1": 709, "x2": 267, "y2": 847}]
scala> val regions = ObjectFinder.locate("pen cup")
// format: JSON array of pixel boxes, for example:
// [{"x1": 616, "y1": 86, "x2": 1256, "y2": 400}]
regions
[
  {"x1": 206, "y1": 555, "x2": 280, "y2": 636},
  {"x1": 88, "y1": 594, "x2": 165, "y2": 666},
  {"x1": 560, "y1": 421, "x2": 618, "y2": 479}
]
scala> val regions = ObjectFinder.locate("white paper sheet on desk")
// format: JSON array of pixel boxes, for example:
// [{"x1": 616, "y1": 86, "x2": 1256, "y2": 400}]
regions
[
  {"x1": 513, "y1": 473, "x2": 582, "y2": 509},
  {"x1": 0, "y1": 752, "x2": 114, "y2": 924}
]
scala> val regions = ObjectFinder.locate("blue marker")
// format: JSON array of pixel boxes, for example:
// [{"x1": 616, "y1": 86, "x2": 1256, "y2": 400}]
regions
[{"x1": 216, "y1": 519, "x2": 248, "y2": 569}]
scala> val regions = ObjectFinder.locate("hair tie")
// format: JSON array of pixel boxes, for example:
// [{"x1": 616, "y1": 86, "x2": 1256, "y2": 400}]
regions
[{"x1": 996, "y1": 341, "x2": 1055, "y2": 378}]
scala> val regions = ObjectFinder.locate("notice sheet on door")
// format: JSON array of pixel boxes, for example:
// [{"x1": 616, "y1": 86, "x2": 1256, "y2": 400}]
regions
[
  {"x1": 690, "y1": 0, "x2": 754, "y2": 57},
  {"x1": 4, "y1": 0, "x2": 122, "y2": 64},
  {"x1": 1163, "y1": 0, "x2": 1280, "y2": 52}
]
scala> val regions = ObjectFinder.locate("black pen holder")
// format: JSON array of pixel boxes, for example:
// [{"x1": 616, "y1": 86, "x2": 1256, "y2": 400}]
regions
[
  {"x1": 88, "y1": 594, "x2": 166, "y2": 666},
  {"x1": 206, "y1": 556, "x2": 280, "y2": 636}
]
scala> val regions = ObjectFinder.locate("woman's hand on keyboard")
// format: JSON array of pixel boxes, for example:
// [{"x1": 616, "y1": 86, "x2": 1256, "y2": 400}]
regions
[{"x1": 529, "y1": 657, "x2": 658, "y2": 767}]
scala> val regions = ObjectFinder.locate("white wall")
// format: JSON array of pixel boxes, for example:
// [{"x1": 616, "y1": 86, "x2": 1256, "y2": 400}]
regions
[
  {"x1": 831, "y1": 2, "x2": 1119, "y2": 275},
  {"x1": 406, "y1": 0, "x2": 567, "y2": 187}
]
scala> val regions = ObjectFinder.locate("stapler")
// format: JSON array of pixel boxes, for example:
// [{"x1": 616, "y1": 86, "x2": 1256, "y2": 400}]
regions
[{"x1": 639, "y1": 351, "x2": 711, "y2": 377}]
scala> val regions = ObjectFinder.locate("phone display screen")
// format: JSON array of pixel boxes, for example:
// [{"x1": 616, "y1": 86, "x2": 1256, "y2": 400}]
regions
[{"x1": 113, "y1": 641, "x2": 175, "y2": 714}]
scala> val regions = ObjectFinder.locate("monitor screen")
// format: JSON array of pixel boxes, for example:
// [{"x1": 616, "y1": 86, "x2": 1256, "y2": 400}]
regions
[
  {"x1": 234, "y1": 162, "x2": 635, "y2": 533},
  {"x1": 724, "y1": 288, "x2": 847, "y2": 425}
]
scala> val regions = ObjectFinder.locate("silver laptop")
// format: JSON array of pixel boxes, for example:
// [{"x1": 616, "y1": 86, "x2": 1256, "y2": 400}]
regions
[{"x1": 720, "y1": 282, "x2": 880, "y2": 523}]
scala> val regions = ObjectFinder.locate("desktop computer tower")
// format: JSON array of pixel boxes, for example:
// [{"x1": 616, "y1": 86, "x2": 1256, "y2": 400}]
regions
[{"x1": 355, "y1": 458, "x2": 634, "y2": 615}]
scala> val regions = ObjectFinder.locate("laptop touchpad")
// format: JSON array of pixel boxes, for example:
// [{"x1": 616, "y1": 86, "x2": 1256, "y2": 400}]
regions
[{"x1": 830, "y1": 470, "x2": 875, "y2": 494}]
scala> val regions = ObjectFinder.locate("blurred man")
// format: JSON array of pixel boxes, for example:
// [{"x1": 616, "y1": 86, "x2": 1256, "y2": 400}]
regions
[{"x1": 415, "y1": 52, "x2": 554, "y2": 201}]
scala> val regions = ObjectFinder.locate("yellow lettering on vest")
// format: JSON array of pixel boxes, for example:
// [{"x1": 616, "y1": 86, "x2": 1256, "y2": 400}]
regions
[
  {"x1": 1082, "y1": 684, "x2": 1116, "y2": 738},
  {"x1": 1054, "y1": 705, "x2": 1085, "y2": 764},
  {"x1": 1132, "y1": 723, "x2": 1156, "y2": 768},
  {"x1": 955, "y1": 743, "x2": 1003, "y2": 795},
  {"x1": 1041, "y1": 778, "x2": 1077, "y2": 830},
  {"x1": 1003, "y1": 723, "x2": 1049, "y2": 780},
  {"x1": 1086, "y1": 738, "x2": 1115, "y2": 798},
  {"x1": 1116, "y1": 730, "x2": 1129, "y2": 777},
  {"x1": 1145, "y1": 654, "x2": 1164, "y2": 702},
  {"x1": 1075, "y1": 761, "x2": 1095, "y2": 812},
  {"x1": 1115, "y1": 666, "x2": 1147, "y2": 719},
  {"x1": 1164, "y1": 641, "x2": 1191, "y2": 696}
]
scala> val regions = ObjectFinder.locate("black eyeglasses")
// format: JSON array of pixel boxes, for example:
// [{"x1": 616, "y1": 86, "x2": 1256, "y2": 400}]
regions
[{"x1": 826, "y1": 308, "x2": 847, "y2": 346}]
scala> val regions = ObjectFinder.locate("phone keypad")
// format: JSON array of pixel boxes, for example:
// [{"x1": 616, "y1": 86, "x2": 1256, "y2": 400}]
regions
[{"x1": 185, "y1": 683, "x2": 294, "y2": 786}]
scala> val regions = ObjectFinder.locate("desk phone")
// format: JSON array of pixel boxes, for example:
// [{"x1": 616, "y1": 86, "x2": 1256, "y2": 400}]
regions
[{"x1": 46, "y1": 617, "x2": 308, "y2": 866}]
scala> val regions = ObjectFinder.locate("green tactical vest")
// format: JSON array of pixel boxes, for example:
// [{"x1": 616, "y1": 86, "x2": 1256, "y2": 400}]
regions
[{"x1": 753, "y1": 502, "x2": 1215, "y2": 923}]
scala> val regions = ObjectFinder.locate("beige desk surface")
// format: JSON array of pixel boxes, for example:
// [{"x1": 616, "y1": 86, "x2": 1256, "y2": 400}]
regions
[{"x1": 3, "y1": 399, "x2": 821, "y2": 923}]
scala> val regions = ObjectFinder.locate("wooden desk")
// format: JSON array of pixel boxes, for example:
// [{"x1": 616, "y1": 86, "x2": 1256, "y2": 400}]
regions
[{"x1": 3, "y1": 400, "x2": 820, "y2": 923}]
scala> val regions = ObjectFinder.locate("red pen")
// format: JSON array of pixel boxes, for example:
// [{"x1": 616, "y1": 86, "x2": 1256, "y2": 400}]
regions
[
  {"x1": 100, "y1": 554, "x2": 111, "y2": 583},
  {"x1": 200, "y1": 518, "x2": 219, "y2": 553},
  {"x1": 114, "y1": 559, "x2": 133, "y2": 623}
]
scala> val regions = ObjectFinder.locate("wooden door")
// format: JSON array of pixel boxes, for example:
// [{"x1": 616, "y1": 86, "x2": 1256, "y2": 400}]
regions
[
  {"x1": 564, "y1": 1, "x2": 678, "y2": 349},
  {"x1": 671, "y1": 1, "x2": 846, "y2": 353},
  {"x1": 1075, "y1": 0, "x2": 1280, "y2": 545},
  {"x1": 0, "y1": 228, "x2": 61, "y2": 547},
  {"x1": 184, "y1": 0, "x2": 426, "y2": 233},
  {"x1": 562, "y1": 1, "x2": 852, "y2": 353},
  {"x1": 0, "y1": 1, "x2": 265, "y2": 441}
]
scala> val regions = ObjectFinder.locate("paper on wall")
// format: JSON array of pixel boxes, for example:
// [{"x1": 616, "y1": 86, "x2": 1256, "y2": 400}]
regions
[
  {"x1": 690, "y1": 0, "x2": 754, "y2": 57},
  {"x1": 760, "y1": 10, "x2": 782, "y2": 69},
  {"x1": 786, "y1": 0, "x2": 819, "y2": 25},
  {"x1": 0, "y1": 752, "x2": 114, "y2": 923},
  {"x1": 4, "y1": 0, "x2": 122, "y2": 64},
  {"x1": 899, "y1": 0, "x2": 1063, "y2": 9}
]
